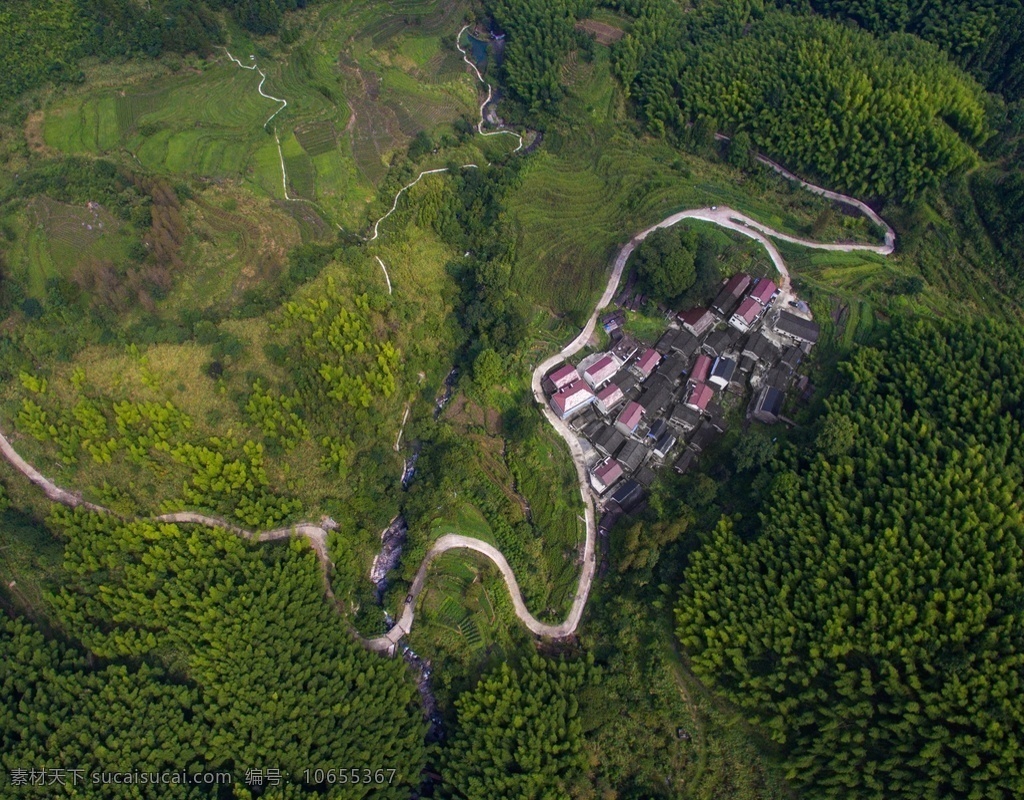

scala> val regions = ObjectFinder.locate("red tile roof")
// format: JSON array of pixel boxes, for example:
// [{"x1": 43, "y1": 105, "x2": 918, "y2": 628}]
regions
[
  {"x1": 616, "y1": 400, "x2": 643, "y2": 430},
  {"x1": 723, "y1": 273, "x2": 752, "y2": 295},
  {"x1": 636, "y1": 348, "x2": 661, "y2": 376},
  {"x1": 678, "y1": 307, "x2": 713, "y2": 328},
  {"x1": 551, "y1": 380, "x2": 594, "y2": 415},
  {"x1": 547, "y1": 363, "x2": 580, "y2": 391},
  {"x1": 584, "y1": 355, "x2": 618, "y2": 386},
  {"x1": 749, "y1": 278, "x2": 777, "y2": 305},
  {"x1": 594, "y1": 459, "x2": 623, "y2": 485},
  {"x1": 690, "y1": 354, "x2": 712, "y2": 384},
  {"x1": 686, "y1": 382, "x2": 714, "y2": 411},
  {"x1": 733, "y1": 297, "x2": 761, "y2": 324},
  {"x1": 597, "y1": 384, "x2": 624, "y2": 405}
]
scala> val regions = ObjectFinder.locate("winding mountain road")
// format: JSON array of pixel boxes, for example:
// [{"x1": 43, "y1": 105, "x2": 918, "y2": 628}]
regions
[
  {"x1": 0, "y1": 29, "x2": 897, "y2": 656},
  {"x1": 0, "y1": 189, "x2": 894, "y2": 653}
]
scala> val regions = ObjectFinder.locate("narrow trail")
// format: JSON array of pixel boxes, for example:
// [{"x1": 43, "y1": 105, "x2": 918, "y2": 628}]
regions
[
  {"x1": 0, "y1": 168, "x2": 894, "y2": 655},
  {"x1": 375, "y1": 255, "x2": 393, "y2": 294},
  {"x1": 223, "y1": 49, "x2": 329, "y2": 210},
  {"x1": 454, "y1": 25, "x2": 524, "y2": 153},
  {"x1": 223, "y1": 49, "x2": 288, "y2": 128},
  {"x1": 362, "y1": 26, "x2": 523, "y2": 245},
  {"x1": 1, "y1": 31, "x2": 896, "y2": 656}
]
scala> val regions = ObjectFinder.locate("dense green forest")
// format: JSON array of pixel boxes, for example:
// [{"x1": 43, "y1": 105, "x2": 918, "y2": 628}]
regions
[
  {"x1": 441, "y1": 655, "x2": 590, "y2": 798},
  {"x1": 676, "y1": 319, "x2": 1024, "y2": 798},
  {"x1": 4, "y1": 0, "x2": 1024, "y2": 797},
  {"x1": 0, "y1": 508, "x2": 427, "y2": 797},
  {"x1": 611, "y1": 6, "x2": 988, "y2": 199},
  {"x1": 777, "y1": 0, "x2": 1024, "y2": 99},
  {"x1": 0, "y1": 0, "x2": 318, "y2": 102}
]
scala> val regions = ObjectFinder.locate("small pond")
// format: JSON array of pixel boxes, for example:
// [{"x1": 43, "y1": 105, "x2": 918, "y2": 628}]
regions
[{"x1": 468, "y1": 34, "x2": 488, "y2": 68}]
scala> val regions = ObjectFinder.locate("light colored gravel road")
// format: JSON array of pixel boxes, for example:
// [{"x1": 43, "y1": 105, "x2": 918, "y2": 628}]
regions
[{"x1": 0, "y1": 68, "x2": 894, "y2": 655}]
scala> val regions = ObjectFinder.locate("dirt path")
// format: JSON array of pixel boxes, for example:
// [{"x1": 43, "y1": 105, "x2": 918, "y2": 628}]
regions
[{"x1": 0, "y1": 50, "x2": 895, "y2": 656}]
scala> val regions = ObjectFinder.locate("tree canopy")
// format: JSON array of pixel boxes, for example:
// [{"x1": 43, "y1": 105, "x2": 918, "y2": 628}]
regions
[
  {"x1": 777, "y1": 0, "x2": 1024, "y2": 99},
  {"x1": 676, "y1": 318, "x2": 1024, "y2": 798},
  {"x1": 442, "y1": 655, "x2": 590, "y2": 799},
  {"x1": 633, "y1": 226, "x2": 699, "y2": 306},
  {"x1": 613, "y1": 4, "x2": 989, "y2": 199},
  {"x1": 19, "y1": 508, "x2": 429, "y2": 796}
]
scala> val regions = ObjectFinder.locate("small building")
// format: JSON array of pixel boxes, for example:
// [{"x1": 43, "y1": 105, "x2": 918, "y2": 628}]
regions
[
  {"x1": 781, "y1": 345, "x2": 803, "y2": 371},
  {"x1": 615, "y1": 401, "x2": 644, "y2": 435},
  {"x1": 601, "y1": 311, "x2": 626, "y2": 333},
  {"x1": 678, "y1": 307, "x2": 716, "y2": 337},
  {"x1": 703, "y1": 328, "x2": 739, "y2": 358},
  {"x1": 583, "y1": 354, "x2": 619, "y2": 389},
  {"x1": 670, "y1": 403, "x2": 702, "y2": 432},
  {"x1": 773, "y1": 310, "x2": 821, "y2": 344},
  {"x1": 729, "y1": 297, "x2": 762, "y2": 332},
  {"x1": 707, "y1": 400, "x2": 728, "y2": 433},
  {"x1": 742, "y1": 332, "x2": 776, "y2": 363},
  {"x1": 708, "y1": 356, "x2": 738, "y2": 390},
  {"x1": 653, "y1": 432, "x2": 677, "y2": 459},
  {"x1": 647, "y1": 418, "x2": 668, "y2": 441},
  {"x1": 688, "y1": 421, "x2": 718, "y2": 453},
  {"x1": 765, "y1": 362, "x2": 793, "y2": 389},
  {"x1": 656, "y1": 352, "x2": 688, "y2": 383},
  {"x1": 673, "y1": 449, "x2": 697, "y2": 475},
  {"x1": 595, "y1": 383, "x2": 625, "y2": 415},
  {"x1": 753, "y1": 386, "x2": 785, "y2": 424},
  {"x1": 711, "y1": 273, "x2": 752, "y2": 316},
  {"x1": 550, "y1": 380, "x2": 595, "y2": 420},
  {"x1": 639, "y1": 381, "x2": 674, "y2": 417},
  {"x1": 669, "y1": 328, "x2": 700, "y2": 358},
  {"x1": 689, "y1": 353, "x2": 712, "y2": 384},
  {"x1": 685, "y1": 382, "x2": 714, "y2": 413},
  {"x1": 655, "y1": 328, "x2": 681, "y2": 355},
  {"x1": 634, "y1": 465, "x2": 657, "y2": 488},
  {"x1": 569, "y1": 404, "x2": 599, "y2": 433},
  {"x1": 591, "y1": 458, "x2": 624, "y2": 494},
  {"x1": 591, "y1": 424, "x2": 626, "y2": 458},
  {"x1": 611, "y1": 368, "x2": 638, "y2": 395},
  {"x1": 748, "y1": 277, "x2": 778, "y2": 306},
  {"x1": 608, "y1": 479, "x2": 644, "y2": 514},
  {"x1": 739, "y1": 354, "x2": 756, "y2": 373},
  {"x1": 635, "y1": 348, "x2": 661, "y2": 379},
  {"x1": 616, "y1": 441, "x2": 648, "y2": 473},
  {"x1": 544, "y1": 363, "x2": 580, "y2": 394}
]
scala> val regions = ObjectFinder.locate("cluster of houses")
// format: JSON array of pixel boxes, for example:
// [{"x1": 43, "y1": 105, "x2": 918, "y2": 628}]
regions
[{"x1": 542, "y1": 273, "x2": 820, "y2": 513}]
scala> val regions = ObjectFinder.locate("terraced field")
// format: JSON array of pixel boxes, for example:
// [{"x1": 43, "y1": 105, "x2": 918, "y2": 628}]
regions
[
  {"x1": 37, "y1": 0, "x2": 481, "y2": 231},
  {"x1": 8, "y1": 198, "x2": 133, "y2": 299}
]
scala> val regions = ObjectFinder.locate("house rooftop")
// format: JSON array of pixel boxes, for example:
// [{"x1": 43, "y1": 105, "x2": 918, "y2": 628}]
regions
[
  {"x1": 546, "y1": 363, "x2": 580, "y2": 391},
  {"x1": 678, "y1": 307, "x2": 716, "y2": 336},
  {"x1": 597, "y1": 383, "x2": 624, "y2": 405},
  {"x1": 551, "y1": 379, "x2": 595, "y2": 415},
  {"x1": 616, "y1": 400, "x2": 644, "y2": 430},
  {"x1": 748, "y1": 278, "x2": 777, "y2": 305},
  {"x1": 731, "y1": 297, "x2": 761, "y2": 325},
  {"x1": 689, "y1": 353, "x2": 712, "y2": 384},
  {"x1": 712, "y1": 273, "x2": 752, "y2": 314},
  {"x1": 593, "y1": 458, "x2": 624, "y2": 486},
  {"x1": 609, "y1": 479, "x2": 644, "y2": 512},
  {"x1": 583, "y1": 354, "x2": 619, "y2": 387},
  {"x1": 709, "y1": 356, "x2": 737, "y2": 386},
  {"x1": 774, "y1": 310, "x2": 821, "y2": 344},
  {"x1": 636, "y1": 348, "x2": 661, "y2": 376},
  {"x1": 616, "y1": 441, "x2": 648, "y2": 472},
  {"x1": 686, "y1": 382, "x2": 714, "y2": 411}
]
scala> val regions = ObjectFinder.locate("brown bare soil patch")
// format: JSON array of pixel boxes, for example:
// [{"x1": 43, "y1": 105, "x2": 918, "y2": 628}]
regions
[
  {"x1": 24, "y1": 112, "x2": 57, "y2": 157},
  {"x1": 576, "y1": 19, "x2": 625, "y2": 45}
]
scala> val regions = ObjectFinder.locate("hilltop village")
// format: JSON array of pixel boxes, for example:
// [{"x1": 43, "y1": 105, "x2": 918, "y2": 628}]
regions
[{"x1": 542, "y1": 272, "x2": 820, "y2": 515}]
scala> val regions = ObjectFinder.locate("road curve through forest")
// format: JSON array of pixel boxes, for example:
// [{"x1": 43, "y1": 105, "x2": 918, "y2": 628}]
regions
[{"x1": 0, "y1": 33, "x2": 896, "y2": 655}]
